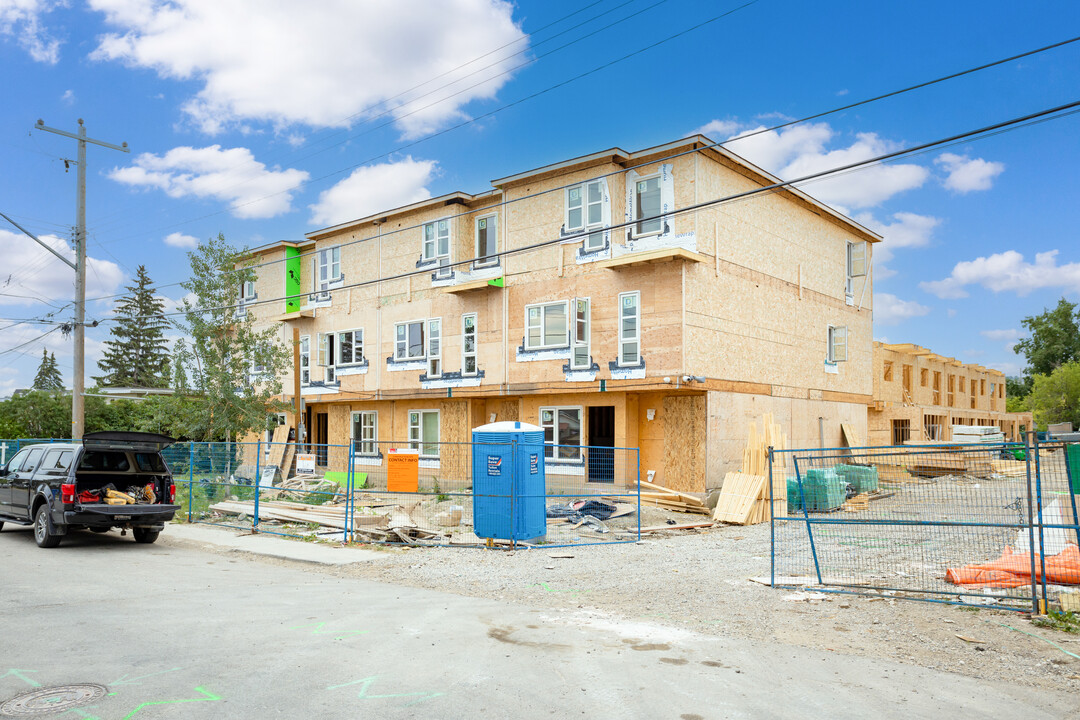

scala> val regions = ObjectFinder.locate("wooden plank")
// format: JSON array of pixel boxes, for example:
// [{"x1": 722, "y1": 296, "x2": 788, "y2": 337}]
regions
[
  {"x1": 637, "y1": 480, "x2": 704, "y2": 506},
  {"x1": 841, "y1": 423, "x2": 863, "y2": 449},
  {"x1": 638, "y1": 522, "x2": 714, "y2": 532},
  {"x1": 712, "y1": 472, "x2": 768, "y2": 524}
]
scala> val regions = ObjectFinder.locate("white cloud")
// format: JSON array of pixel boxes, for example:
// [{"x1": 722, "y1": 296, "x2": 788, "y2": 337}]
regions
[
  {"x1": 163, "y1": 232, "x2": 199, "y2": 249},
  {"x1": 874, "y1": 292, "x2": 931, "y2": 326},
  {"x1": 947, "y1": 308, "x2": 956, "y2": 318},
  {"x1": 920, "y1": 249, "x2": 1080, "y2": 299},
  {"x1": 935, "y1": 152, "x2": 1004, "y2": 193},
  {"x1": 854, "y1": 211, "x2": 940, "y2": 273},
  {"x1": 309, "y1": 157, "x2": 437, "y2": 226},
  {"x1": 990, "y1": 361, "x2": 1025, "y2": 376},
  {"x1": 697, "y1": 118, "x2": 928, "y2": 211},
  {"x1": 980, "y1": 328, "x2": 1026, "y2": 354},
  {"x1": 0, "y1": 0, "x2": 64, "y2": 63},
  {"x1": 89, "y1": 0, "x2": 526, "y2": 137},
  {"x1": 60, "y1": 88, "x2": 74, "y2": 104},
  {"x1": 109, "y1": 145, "x2": 309, "y2": 219},
  {"x1": 0, "y1": 228, "x2": 124, "y2": 307}
]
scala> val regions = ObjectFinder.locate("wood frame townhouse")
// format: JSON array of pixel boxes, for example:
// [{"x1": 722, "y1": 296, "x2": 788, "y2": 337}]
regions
[{"x1": 242, "y1": 134, "x2": 881, "y2": 493}]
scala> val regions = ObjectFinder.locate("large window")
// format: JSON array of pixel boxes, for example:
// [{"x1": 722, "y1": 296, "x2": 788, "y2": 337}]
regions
[
  {"x1": 540, "y1": 406, "x2": 581, "y2": 461},
  {"x1": 827, "y1": 325, "x2": 848, "y2": 363},
  {"x1": 462, "y1": 313, "x2": 478, "y2": 375},
  {"x1": 427, "y1": 319, "x2": 441, "y2": 377},
  {"x1": 395, "y1": 321, "x2": 426, "y2": 361},
  {"x1": 299, "y1": 335, "x2": 310, "y2": 384},
  {"x1": 315, "y1": 247, "x2": 341, "y2": 296},
  {"x1": 317, "y1": 333, "x2": 336, "y2": 383},
  {"x1": 566, "y1": 180, "x2": 605, "y2": 251},
  {"x1": 409, "y1": 410, "x2": 439, "y2": 458},
  {"x1": 635, "y1": 175, "x2": 662, "y2": 235},
  {"x1": 846, "y1": 241, "x2": 866, "y2": 297},
  {"x1": 241, "y1": 279, "x2": 256, "y2": 301},
  {"x1": 525, "y1": 301, "x2": 569, "y2": 350},
  {"x1": 351, "y1": 411, "x2": 377, "y2": 455},
  {"x1": 338, "y1": 329, "x2": 364, "y2": 366},
  {"x1": 618, "y1": 291, "x2": 640, "y2": 365},
  {"x1": 571, "y1": 298, "x2": 590, "y2": 370},
  {"x1": 423, "y1": 219, "x2": 451, "y2": 276},
  {"x1": 475, "y1": 214, "x2": 498, "y2": 267}
]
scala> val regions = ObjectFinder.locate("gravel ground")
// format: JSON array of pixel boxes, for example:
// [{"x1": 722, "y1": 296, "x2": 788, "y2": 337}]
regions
[{"x1": 315, "y1": 518, "x2": 1080, "y2": 697}]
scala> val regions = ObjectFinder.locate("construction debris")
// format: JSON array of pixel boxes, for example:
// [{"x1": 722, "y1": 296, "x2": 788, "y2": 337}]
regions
[
  {"x1": 636, "y1": 480, "x2": 709, "y2": 515},
  {"x1": 711, "y1": 414, "x2": 788, "y2": 525}
]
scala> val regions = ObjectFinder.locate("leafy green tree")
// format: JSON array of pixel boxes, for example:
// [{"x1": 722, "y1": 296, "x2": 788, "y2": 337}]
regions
[
  {"x1": 1015, "y1": 298, "x2": 1080, "y2": 378},
  {"x1": 170, "y1": 234, "x2": 291, "y2": 441},
  {"x1": 1006, "y1": 375, "x2": 1032, "y2": 402},
  {"x1": 1027, "y1": 361, "x2": 1080, "y2": 430},
  {"x1": 96, "y1": 265, "x2": 171, "y2": 388},
  {"x1": 0, "y1": 390, "x2": 71, "y2": 438},
  {"x1": 32, "y1": 349, "x2": 64, "y2": 392}
]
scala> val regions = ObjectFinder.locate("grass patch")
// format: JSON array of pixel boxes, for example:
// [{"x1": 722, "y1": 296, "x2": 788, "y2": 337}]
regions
[{"x1": 1032, "y1": 610, "x2": 1080, "y2": 634}]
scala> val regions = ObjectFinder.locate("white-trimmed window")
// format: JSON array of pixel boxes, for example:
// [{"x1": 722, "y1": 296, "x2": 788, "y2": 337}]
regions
[
  {"x1": 299, "y1": 335, "x2": 310, "y2": 385},
  {"x1": 828, "y1": 325, "x2": 848, "y2": 363},
  {"x1": 462, "y1": 313, "x2": 478, "y2": 375},
  {"x1": 351, "y1": 411, "x2": 377, "y2": 456},
  {"x1": 635, "y1": 175, "x2": 662, "y2": 236},
  {"x1": 475, "y1": 214, "x2": 498, "y2": 267},
  {"x1": 241, "y1": 279, "x2": 256, "y2": 301},
  {"x1": 427, "y1": 318, "x2": 442, "y2": 377},
  {"x1": 395, "y1": 321, "x2": 426, "y2": 361},
  {"x1": 846, "y1": 241, "x2": 866, "y2": 297},
  {"x1": 314, "y1": 247, "x2": 341, "y2": 297},
  {"x1": 540, "y1": 406, "x2": 582, "y2": 461},
  {"x1": 571, "y1": 298, "x2": 590, "y2": 370},
  {"x1": 409, "y1": 410, "x2": 440, "y2": 458},
  {"x1": 618, "y1": 291, "x2": 640, "y2": 365},
  {"x1": 566, "y1": 180, "x2": 605, "y2": 251},
  {"x1": 423, "y1": 219, "x2": 451, "y2": 276},
  {"x1": 525, "y1": 300, "x2": 569, "y2": 350},
  {"x1": 317, "y1": 333, "x2": 336, "y2": 383},
  {"x1": 338, "y1": 329, "x2": 364, "y2": 366}
]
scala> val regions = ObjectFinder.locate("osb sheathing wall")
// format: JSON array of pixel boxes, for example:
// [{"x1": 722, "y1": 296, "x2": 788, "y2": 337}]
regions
[{"x1": 661, "y1": 395, "x2": 706, "y2": 492}]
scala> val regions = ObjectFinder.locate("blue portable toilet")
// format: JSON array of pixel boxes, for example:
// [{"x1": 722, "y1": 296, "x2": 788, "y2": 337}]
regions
[{"x1": 472, "y1": 421, "x2": 546, "y2": 542}]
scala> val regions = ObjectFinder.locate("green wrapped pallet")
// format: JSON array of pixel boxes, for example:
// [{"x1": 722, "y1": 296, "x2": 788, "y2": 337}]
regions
[
  {"x1": 835, "y1": 463, "x2": 879, "y2": 493},
  {"x1": 1066, "y1": 444, "x2": 1080, "y2": 495},
  {"x1": 789, "y1": 469, "x2": 845, "y2": 512}
]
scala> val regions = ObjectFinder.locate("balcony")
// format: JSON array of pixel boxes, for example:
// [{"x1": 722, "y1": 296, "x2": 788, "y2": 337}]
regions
[{"x1": 595, "y1": 247, "x2": 707, "y2": 270}]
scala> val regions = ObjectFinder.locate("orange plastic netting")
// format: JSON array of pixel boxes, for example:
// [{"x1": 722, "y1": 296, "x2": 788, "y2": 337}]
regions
[{"x1": 946, "y1": 544, "x2": 1080, "y2": 588}]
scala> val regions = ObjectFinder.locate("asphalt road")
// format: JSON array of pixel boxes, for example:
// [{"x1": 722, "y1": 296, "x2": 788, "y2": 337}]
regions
[{"x1": 0, "y1": 524, "x2": 1070, "y2": 720}]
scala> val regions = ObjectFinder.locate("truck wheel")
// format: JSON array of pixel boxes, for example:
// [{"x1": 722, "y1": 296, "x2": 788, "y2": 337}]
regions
[
  {"x1": 133, "y1": 528, "x2": 159, "y2": 544},
  {"x1": 89, "y1": 527, "x2": 110, "y2": 534},
  {"x1": 34, "y1": 506, "x2": 62, "y2": 548}
]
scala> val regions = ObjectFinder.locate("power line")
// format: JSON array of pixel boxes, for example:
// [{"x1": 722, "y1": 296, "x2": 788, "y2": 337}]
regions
[
  {"x1": 80, "y1": 31, "x2": 1080, "y2": 302},
  {"x1": 0, "y1": 325, "x2": 63, "y2": 359},
  {"x1": 96, "y1": 98, "x2": 1080, "y2": 324}
]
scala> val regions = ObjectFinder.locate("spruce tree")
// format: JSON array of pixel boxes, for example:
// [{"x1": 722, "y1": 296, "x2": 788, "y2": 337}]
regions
[
  {"x1": 32, "y1": 349, "x2": 64, "y2": 391},
  {"x1": 96, "y1": 265, "x2": 171, "y2": 388}
]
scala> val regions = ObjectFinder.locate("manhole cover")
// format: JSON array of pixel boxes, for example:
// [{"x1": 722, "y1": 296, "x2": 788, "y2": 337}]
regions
[{"x1": 0, "y1": 684, "x2": 108, "y2": 716}]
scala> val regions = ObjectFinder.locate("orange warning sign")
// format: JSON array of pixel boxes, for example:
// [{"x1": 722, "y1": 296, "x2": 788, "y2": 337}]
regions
[{"x1": 387, "y1": 449, "x2": 419, "y2": 492}]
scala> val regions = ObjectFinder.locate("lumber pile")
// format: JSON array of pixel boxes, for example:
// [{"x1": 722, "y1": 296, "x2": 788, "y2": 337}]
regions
[
  {"x1": 262, "y1": 474, "x2": 339, "y2": 501},
  {"x1": 874, "y1": 463, "x2": 917, "y2": 483},
  {"x1": 842, "y1": 493, "x2": 870, "y2": 512},
  {"x1": 710, "y1": 413, "x2": 788, "y2": 525},
  {"x1": 905, "y1": 448, "x2": 994, "y2": 478},
  {"x1": 991, "y1": 459, "x2": 1027, "y2": 478},
  {"x1": 636, "y1": 479, "x2": 710, "y2": 515},
  {"x1": 951, "y1": 425, "x2": 1006, "y2": 444}
]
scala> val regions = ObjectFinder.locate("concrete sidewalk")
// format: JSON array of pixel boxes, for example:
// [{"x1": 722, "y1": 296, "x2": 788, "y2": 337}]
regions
[{"x1": 162, "y1": 522, "x2": 387, "y2": 565}]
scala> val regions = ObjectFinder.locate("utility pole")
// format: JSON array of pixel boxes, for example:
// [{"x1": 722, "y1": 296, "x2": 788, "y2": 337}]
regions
[{"x1": 34, "y1": 119, "x2": 128, "y2": 439}]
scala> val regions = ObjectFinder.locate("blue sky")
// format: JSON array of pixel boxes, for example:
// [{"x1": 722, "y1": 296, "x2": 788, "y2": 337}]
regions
[{"x1": 0, "y1": 0, "x2": 1078, "y2": 395}]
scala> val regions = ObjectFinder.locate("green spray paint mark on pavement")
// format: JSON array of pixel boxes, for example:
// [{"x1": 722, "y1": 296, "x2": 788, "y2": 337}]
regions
[
  {"x1": 62, "y1": 708, "x2": 101, "y2": 720},
  {"x1": 290, "y1": 621, "x2": 370, "y2": 640},
  {"x1": 327, "y1": 677, "x2": 443, "y2": 707},
  {"x1": 531, "y1": 582, "x2": 588, "y2": 595},
  {"x1": 1, "y1": 669, "x2": 40, "y2": 687},
  {"x1": 120, "y1": 686, "x2": 221, "y2": 720}
]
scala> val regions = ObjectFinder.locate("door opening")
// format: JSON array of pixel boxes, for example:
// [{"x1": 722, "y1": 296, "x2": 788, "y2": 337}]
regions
[{"x1": 587, "y1": 406, "x2": 615, "y2": 483}]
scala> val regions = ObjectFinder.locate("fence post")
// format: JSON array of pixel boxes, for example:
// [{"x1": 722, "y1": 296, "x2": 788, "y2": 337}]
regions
[
  {"x1": 768, "y1": 446, "x2": 775, "y2": 588},
  {"x1": 253, "y1": 439, "x2": 261, "y2": 534},
  {"x1": 346, "y1": 439, "x2": 354, "y2": 544},
  {"x1": 1032, "y1": 435, "x2": 1049, "y2": 611},
  {"x1": 188, "y1": 442, "x2": 194, "y2": 523},
  {"x1": 793, "y1": 457, "x2": 824, "y2": 586},
  {"x1": 635, "y1": 448, "x2": 641, "y2": 542},
  {"x1": 1023, "y1": 432, "x2": 1040, "y2": 615}
]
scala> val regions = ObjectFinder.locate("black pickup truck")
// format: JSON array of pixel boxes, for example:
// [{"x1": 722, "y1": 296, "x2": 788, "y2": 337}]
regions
[{"x1": 0, "y1": 431, "x2": 180, "y2": 548}]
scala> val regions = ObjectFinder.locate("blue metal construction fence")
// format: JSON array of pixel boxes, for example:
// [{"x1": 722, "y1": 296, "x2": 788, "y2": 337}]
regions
[
  {"x1": 768, "y1": 436, "x2": 1080, "y2": 612},
  {"x1": 160, "y1": 439, "x2": 641, "y2": 549}
]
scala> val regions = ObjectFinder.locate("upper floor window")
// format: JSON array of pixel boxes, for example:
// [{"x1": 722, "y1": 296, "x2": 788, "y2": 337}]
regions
[
  {"x1": 241, "y1": 279, "x2": 256, "y2": 301},
  {"x1": 619, "y1": 291, "x2": 640, "y2": 365},
  {"x1": 475, "y1": 215, "x2": 498, "y2": 267},
  {"x1": 427, "y1": 319, "x2": 442, "y2": 377},
  {"x1": 317, "y1": 333, "x2": 336, "y2": 383},
  {"x1": 395, "y1": 320, "x2": 426, "y2": 361},
  {"x1": 567, "y1": 180, "x2": 605, "y2": 251},
  {"x1": 525, "y1": 301, "x2": 569, "y2": 350},
  {"x1": 299, "y1": 335, "x2": 311, "y2": 385},
  {"x1": 462, "y1": 314, "x2": 478, "y2": 375},
  {"x1": 846, "y1": 241, "x2": 866, "y2": 297},
  {"x1": 827, "y1": 325, "x2": 848, "y2": 363},
  {"x1": 423, "y1": 219, "x2": 451, "y2": 275},
  {"x1": 635, "y1": 175, "x2": 662, "y2": 236},
  {"x1": 571, "y1": 298, "x2": 590, "y2": 370},
  {"x1": 316, "y1": 247, "x2": 341, "y2": 294},
  {"x1": 338, "y1": 329, "x2": 364, "y2": 366}
]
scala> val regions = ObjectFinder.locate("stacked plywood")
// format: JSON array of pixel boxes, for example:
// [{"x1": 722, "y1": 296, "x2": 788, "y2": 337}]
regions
[
  {"x1": 951, "y1": 425, "x2": 1005, "y2": 444},
  {"x1": 712, "y1": 414, "x2": 788, "y2": 524},
  {"x1": 991, "y1": 459, "x2": 1027, "y2": 477}
]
